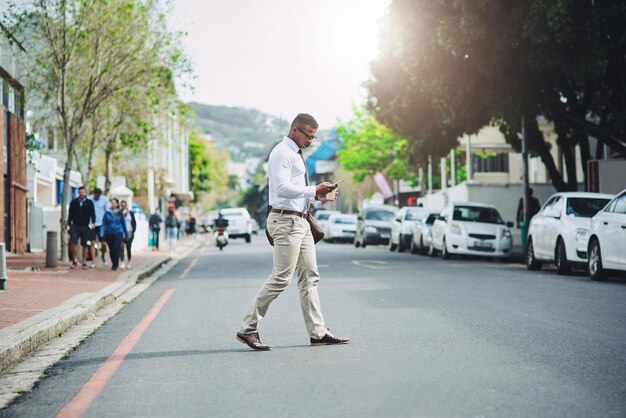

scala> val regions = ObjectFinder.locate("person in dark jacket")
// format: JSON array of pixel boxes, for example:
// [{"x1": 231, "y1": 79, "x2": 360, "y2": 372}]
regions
[
  {"x1": 119, "y1": 200, "x2": 137, "y2": 269},
  {"x1": 148, "y1": 208, "x2": 163, "y2": 251},
  {"x1": 516, "y1": 188, "x2": 541, "y2": 228},
  {"x1": 68, "y1": 186, "x2": 97, "y2": 269},
  {"x1": 102, "y1": 198, "x2": 129, "y2": 271}
]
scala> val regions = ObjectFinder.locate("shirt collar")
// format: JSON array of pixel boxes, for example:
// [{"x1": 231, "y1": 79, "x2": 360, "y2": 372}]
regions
[{"x1": 282, "y1": 136, "x2": 301, "y2": 153}]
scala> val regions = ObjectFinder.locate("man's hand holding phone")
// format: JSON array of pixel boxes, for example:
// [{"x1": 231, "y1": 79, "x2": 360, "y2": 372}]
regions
[{"x1": 314, "y1": 182, "x2": 337, "y2": 201}]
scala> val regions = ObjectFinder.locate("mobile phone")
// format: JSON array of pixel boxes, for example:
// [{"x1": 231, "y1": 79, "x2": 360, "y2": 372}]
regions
[{"x1": 334, "y1": 179, "x2": 344, "y2": 186}]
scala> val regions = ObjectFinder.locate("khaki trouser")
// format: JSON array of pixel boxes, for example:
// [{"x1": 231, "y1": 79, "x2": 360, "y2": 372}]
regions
[{"x1": 239, "y1": 212, "x2": 327, "y2": 339}]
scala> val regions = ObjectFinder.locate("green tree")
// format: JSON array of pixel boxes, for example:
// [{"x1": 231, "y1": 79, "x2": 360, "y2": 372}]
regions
[
  {"x1": 188, "y1": 129, "x2": 229, "y2": 203},
  {"x1": 5, "y1": 0, "x2": 187, "y2": 259},
  {"x1": 336, "y1": 106, "x2": 413, "y2": 183},
  {"x1": 369, "y1": 0, "x2": 626, "y2": 192}
]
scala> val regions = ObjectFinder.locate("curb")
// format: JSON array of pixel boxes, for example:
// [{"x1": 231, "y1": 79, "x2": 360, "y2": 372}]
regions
[{"x1": 0, "y1": 239, "x2": 204, "y2": 374}]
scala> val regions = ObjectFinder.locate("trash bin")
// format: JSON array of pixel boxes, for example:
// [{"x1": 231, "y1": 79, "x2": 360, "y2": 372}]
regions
[
  {"x1": 520, "y1": 221, "x2": 529, "y2": 256},
  {"x1": 46, "y1": 231, "x2": 58, "y2": 268}
]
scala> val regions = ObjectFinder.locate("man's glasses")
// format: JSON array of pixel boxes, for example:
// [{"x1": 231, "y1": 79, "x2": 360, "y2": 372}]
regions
[{"x1": 297, "y1": 127, "x2": 316, "y2": 140}]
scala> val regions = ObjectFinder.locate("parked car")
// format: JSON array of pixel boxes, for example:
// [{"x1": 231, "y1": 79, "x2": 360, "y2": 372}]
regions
[
  {"x1": 220, "y1": 207, "x2": 253, "y2": 243},
  {"x1": 586, "y1": 189, "x2": 626, "y2": 281},
  {"x1": 323, "y1": 213, "x2": 358, "y2": 243},
  {"x1": 430, "y1": 202, "x2": 514, "y2": 259},
  {"x1": 410, "y1": 212, "x2": 440, "y2": 255},
  {"x1": 389, "y1": 206, "x2": 429, "y2": 252},
  {"x1": 526, "y1": 192, "x2": 613, "y2": 274},
  {"x1": 354, "y1": 205, "x2": 398, "y2": 248},
  {"x1": 314, "y1": 210, "x2": 340, "y2": 231}
]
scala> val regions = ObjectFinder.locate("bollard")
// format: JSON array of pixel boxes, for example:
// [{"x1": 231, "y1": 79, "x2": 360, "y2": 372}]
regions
[
  {"x1": 46, "y1": 231, "x2": 58, "y2": 268},
  {"x1": 0, "y1": 242, "x2": 7, "y2": 290}
]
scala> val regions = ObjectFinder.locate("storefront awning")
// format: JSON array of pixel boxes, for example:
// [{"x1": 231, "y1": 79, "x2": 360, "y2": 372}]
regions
[{"x1": 305, "y1": 130, "x2": 342, "y2": 174}]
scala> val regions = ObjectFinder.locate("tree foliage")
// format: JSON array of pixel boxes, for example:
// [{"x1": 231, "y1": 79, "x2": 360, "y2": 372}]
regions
[
  {"x1": 188, "y1": 129, "x2": 229, "y2": 202},
  {"x1": 368, "y1": 0, "x2": 626, "y2": 191},
  {"x1": 336, "y1": 106, "x2": 411, "y2": 183}
]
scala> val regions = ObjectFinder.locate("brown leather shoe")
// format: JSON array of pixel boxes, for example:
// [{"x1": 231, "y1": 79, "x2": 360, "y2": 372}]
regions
[
  {"x1": 310, "y1": 329, "x2": 351, "y2": 346},
  {"x1": 236, "y1": 332, "x2": 271, "y2": 351}
]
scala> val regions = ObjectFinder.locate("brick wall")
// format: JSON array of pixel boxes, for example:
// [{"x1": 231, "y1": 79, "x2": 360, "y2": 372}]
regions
[{"x1": 9, "y1": 113, "x2": 27, "y2": 253}]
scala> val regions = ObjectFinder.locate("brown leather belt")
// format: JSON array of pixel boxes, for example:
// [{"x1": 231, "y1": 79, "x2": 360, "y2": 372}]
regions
[{"x1": 270, "y1": 208, "x2": 307, "y2": 218}]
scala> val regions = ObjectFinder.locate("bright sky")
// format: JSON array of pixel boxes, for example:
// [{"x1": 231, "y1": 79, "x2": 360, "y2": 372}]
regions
[{"x1": 171, "y1": 0, "x2": 390, "y2": 129}]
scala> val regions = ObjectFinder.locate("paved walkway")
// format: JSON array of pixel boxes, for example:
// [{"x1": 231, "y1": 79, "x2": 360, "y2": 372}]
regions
[{"x1": 0, "y1": 241, "x2": 195, "y2": 330}]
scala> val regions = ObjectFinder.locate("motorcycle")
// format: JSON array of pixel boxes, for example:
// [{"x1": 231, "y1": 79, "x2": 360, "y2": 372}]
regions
[{"x1": 214, "y1": 227, "x2": 229, "y2": 250}]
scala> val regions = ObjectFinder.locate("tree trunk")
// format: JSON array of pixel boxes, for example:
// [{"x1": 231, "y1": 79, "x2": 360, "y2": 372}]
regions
[
  {"x1": 104, "y1": 148, "x2": 112, "y2": 194},
  {"x1": 562, "y1": 141, "x2": 578, "y2": 191},
  {"x1": 59, "y1": 148, "x2": 74, "y2": 262},
  {"x1": 526, "y1": 118, "x2": 568, "y2": 192},
  {"x1": 595, "y1": 137, "x2": 604, "y2": 159}
]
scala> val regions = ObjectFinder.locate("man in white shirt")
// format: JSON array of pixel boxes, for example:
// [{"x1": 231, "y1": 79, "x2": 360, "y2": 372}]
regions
[
  {"x1": 237, "y1": 113, "x2": 350, "y2": 351},
  {"x1": 89, "y1": 188, "x2": 110, "y2": 265}
]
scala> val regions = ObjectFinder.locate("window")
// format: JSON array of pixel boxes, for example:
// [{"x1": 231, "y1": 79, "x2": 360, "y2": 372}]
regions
[
  {"x1": 566, "y1": 198, "x2": 611, "y2": 218},
  {"x1": 610, "y1": 194, "x2": 626, "y2": 215},
  {"x1": 472, "y1": 153, "x2": 509, "y2": 173},
  {"x1": 365, "y1": 210, "x2": 395, "y2": 221},
  {"x1": 452, "y1": 205, "x2": 504, "y2": 224}
]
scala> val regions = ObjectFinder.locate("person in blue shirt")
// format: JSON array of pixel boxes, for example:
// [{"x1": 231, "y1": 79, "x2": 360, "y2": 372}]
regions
[{"x1": 101, "y1": 198, "x2": 129, "y2": 271}]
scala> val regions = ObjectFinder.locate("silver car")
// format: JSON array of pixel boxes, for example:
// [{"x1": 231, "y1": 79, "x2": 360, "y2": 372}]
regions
[{"x1": 410, "y1": 212, "x2": 440, "y2": 255}]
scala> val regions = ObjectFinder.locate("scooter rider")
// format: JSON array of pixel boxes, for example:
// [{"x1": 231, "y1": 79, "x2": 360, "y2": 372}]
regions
[{"x1": 213, "y1": 212, "x2": 229, "y2": 230}]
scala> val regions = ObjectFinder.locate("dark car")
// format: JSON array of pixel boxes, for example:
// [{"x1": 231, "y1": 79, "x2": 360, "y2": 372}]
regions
[{"x1": 354, "y1": 205, "x2": 398, "y2": 248}]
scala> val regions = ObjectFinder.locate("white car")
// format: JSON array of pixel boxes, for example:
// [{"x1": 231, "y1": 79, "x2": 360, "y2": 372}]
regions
[
  {"x1": 314, "y1": 210, "x2": 340, "y2": 232},
  {"x1": 587, "y1": 189, "x2": 626, "y2": 281},
  {"x1": 410, "y1": 212, "x2": 440, "y2": 255},
  {"x1": 323, "y1": 213, "x2": 357, "y2": 243},
  {"x1": 430, "y1": 202, "x2": 514, "y2": 259},
  {"x1": 389, "y1": 206, "x2": 429, "y2": 252},
  {"x1": 220, "y1": 207, "x2": 253, "y2": 243},
  {"x1": 526, "y1": 192, "x2": 613, "y2": 274}
]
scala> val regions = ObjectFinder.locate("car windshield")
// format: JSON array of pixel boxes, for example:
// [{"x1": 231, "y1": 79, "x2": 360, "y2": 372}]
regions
[
  {"x1": 316, "y1": 213, "x2": 333, "y2": 220},
  {"x1": 453, "y1": 206, "x2": 504, "y2": 224},
  {"x1": 405, "y1": 210, "x2": 425, "y2": 221},
  {"x1": 566, "y1": 198, "x2": 611, "y2": 218},
  {"x1": 425, "y1": 214, "x2": 438, "y2": 225},
  {"x1": 333, "y1": 217, "x2": 356, "y2": 225},
  {"x1": 365, "y1": 210, "x2": 396, "y2": 221}
]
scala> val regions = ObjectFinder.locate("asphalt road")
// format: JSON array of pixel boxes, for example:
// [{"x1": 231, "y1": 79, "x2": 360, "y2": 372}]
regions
[{"x1": 2, "y1": 234, "x2": 625, "y2": 417}]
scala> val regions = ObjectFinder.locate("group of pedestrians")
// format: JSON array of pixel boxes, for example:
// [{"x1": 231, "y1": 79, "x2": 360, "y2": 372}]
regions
[
  {"x1": 67, "y1": 186, "x2": 136, "y2": 271},
  {"x1": 147, "y1": 207, "x2": 182, "y2": 252}
]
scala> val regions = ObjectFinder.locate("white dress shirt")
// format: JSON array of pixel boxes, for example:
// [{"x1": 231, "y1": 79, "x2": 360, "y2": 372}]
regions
[{"x1": 268, "y1": 136, "x2": 316, "y2": 212}]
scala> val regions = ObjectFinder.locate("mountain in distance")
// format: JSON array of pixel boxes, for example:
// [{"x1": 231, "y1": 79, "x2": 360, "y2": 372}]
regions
[{"x1": 188, "y1": 102, "x2": 290, "y2": 162}]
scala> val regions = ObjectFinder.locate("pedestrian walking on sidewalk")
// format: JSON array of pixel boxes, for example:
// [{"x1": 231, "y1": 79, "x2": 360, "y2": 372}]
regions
[
  {"x1": 148, "y1": 208, "x2": 162, "y2": 251},
  {"x1": 165, "y1": 209, "x2": 180, "y2": 251},
  {"x1": 89, "y1": 188, "x2": 110, "y2": 266},
  {"x1": 119, "y1": 200, "x2": 136, "y2": 269},
  {"x1": 102, "y1": 198, "x2": 129, "y2": 271},
  {"x1": 68, "y1": 186, "x2": 97, "y2": 269},
  {"x1": 236, "y1": 113, "x2": 350, "y2": 351}
]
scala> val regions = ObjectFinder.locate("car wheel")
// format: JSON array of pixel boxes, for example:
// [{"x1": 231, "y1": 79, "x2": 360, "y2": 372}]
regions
[
  {"x1": 419, "y1": 238, "x2": 428, "y2": 255},
  {"x1": 410, "y1": 238, "x2": 419, "y2": 255},
  {"x1": 441, "y1": 237, "x2": 451, "y2": 259},
  {"x1": 555, "y1": 238, "x2": 572, "y2": 275},
  {"x1": 526, "y1": 237, "x2": 542, "y2": 271},
  {"x1": 388, "y1": 238, "x2": 397, "y2": 252},
  {"x1": 398, "y1": 235, "x2": 406, "y2": 252},
  {"x1": 245, "y1": 234, "x2": 251, "y2": 243},
  {"x1": 588, "y1": 239, "x2": 607, "y2": 281}
]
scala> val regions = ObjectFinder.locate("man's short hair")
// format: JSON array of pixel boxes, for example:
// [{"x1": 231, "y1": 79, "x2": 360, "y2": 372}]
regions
[
  {"x1": 78, "y1": 186, "x2": 86, "y2": 191},
  {"x1": 291, "y1": 113, "x2": 318, "y2": 129},
  {"x1": 94, "y1": 188, "x2": 102, "y2": 194}
]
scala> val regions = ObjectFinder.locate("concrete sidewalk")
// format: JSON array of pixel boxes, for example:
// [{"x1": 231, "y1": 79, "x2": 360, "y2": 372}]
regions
[{"x1": 0, "y1": 237, "x2": 205, "y2": 373}]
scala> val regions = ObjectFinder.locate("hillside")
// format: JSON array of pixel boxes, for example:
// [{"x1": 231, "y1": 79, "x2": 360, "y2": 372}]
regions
[{"x1": 188, "y1": 102, "x2": 290, "y2": 162}]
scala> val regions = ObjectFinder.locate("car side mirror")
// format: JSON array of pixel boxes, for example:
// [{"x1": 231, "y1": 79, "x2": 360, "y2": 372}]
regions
[{"x1": 506, "y1": 221, "x2": 514, "y2": 228}]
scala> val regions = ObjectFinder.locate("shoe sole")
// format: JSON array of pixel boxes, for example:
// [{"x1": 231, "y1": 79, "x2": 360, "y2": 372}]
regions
[
  {"x1": 236, "y1": 336, "x2": 271, "y2": 351},
  {"x1": 310, "y1": 340, "x2": 351, "y2": 346}
]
